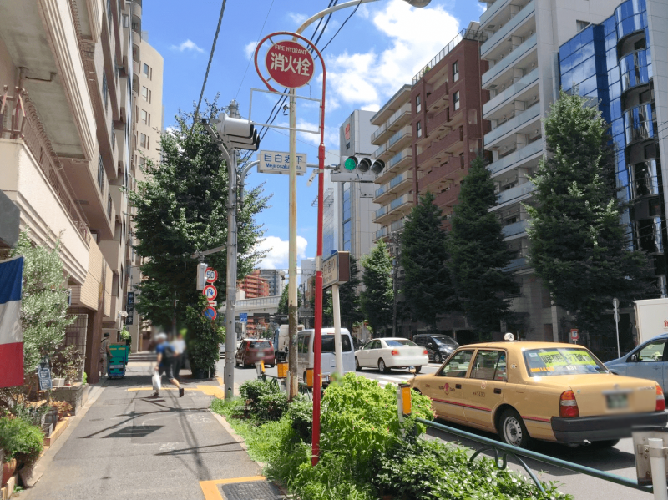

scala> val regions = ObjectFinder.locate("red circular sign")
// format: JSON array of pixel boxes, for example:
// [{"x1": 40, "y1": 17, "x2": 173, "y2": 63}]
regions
[
  {"x1": 265, "y1": 41, "x2": 315, "y2": 89},
  {"x1": 203, "y1": 285, "x2": 217, "y2": 301}
]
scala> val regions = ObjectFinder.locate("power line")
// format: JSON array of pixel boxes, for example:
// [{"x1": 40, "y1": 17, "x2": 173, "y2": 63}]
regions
[
  {"x1": 192, "y1": 0, "x2": 227, "y2": 128},
  {"x1": 235, "y1": 0, "x2": 275, "y2": 100},
  {"x1": 320, "y1": 0, "x2": 362, "y2": 53}
]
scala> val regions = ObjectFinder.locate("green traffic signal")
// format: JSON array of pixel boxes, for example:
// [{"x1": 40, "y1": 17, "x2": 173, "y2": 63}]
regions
[{"x1": 344, "y1": 156, "x2": 357, "y2": 171}]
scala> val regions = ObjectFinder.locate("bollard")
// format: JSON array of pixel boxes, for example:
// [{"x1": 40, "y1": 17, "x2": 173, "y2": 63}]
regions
[
  {"x1": 276, "y1": 362, "x2": 288, "y2": 379},
  {"x1": 305, "y1": 368, "x2": 314, "y2": 388},
  {"x1": 649, "y1": 438, "x2": 668, "y2": 500},
  {"x1": 255, "y1": 361, "x2": 266, "y2": 381},
  {"x1": 397, "y1": 383, "x2": 412, "y2": 436}
]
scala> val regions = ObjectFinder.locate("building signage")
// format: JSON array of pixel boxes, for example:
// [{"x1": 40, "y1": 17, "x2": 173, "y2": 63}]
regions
[
  {"x1": 322, "y1": 251, "x2": 350, "y2": 289},
  {"x1": 258, "y1": 150, "x2": 307, "y2": 175},
  {"x1": 37, "y1": 358, "x2": 52, "y2": 391},
  {"x1": 265, "y1": 40, "x2": 315, "y2": 89}
]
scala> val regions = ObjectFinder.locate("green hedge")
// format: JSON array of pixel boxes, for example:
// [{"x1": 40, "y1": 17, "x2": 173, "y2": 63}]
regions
[
  {"x1": 0, "y1": 416, "x2": 44, "y2": 464},
  {"x1": 212, "y1": 374, "x2": 572, "y2": 500}
]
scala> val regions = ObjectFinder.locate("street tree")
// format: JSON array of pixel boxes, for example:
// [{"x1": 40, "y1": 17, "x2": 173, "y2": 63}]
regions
[
  {"x1": 277, "y1": 282, "x2": 302, "y2": 316},
  {"x1": 129, "y1": 101, "x2": 268, "y2": 367},
  {"x1": 11, "y1": 232, "x2": 75, "y2": 382},
  {"x1": 361, "y1": 240, "x2": 393, "y2": 335},
  {"x1": 526, "y1": 90, "x2": 654, "y2": 337},
  {"x1": 401, "y1": 192, "x2": 456, "y2": 331},
  {"x1": 339, "y1": 256, "x2": 363, "y2": 331},
  {"x1": 449, "y1": 157, "x2": 518, "y2": 334}
]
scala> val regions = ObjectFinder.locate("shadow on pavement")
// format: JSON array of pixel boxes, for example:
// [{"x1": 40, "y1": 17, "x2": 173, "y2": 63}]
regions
[
  {"x1": 154, "y1": 441, "x2": 240, "y2": 456},
  {"x1": 105, "y1": 425, "x2": 163, "y2": 438}
]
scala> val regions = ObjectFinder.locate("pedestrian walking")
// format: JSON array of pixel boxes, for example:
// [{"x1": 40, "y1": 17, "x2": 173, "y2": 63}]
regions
[
  {"x1": 173, "y1": 331, "x2": 186, "y2": 381},
  {"x1": 154, "y1": 333, "x2": 184, "y2": 397},
  {"x1": 100, "y1": 332, "x2": 111, "y2": 378}
]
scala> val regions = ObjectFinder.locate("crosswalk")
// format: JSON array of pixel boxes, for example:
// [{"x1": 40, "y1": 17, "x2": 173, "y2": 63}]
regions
[{"x1": 372, "y1": 373, "x2": 416, "y2": 388}]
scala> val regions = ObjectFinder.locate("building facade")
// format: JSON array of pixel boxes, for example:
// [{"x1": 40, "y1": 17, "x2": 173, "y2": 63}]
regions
[
  {"x1": 338, "y1": 110, "x2": 379, "y2": 261},
  {"x1": 238, "y1": 270, "x2": 270, "y2": 299},
  {"x1": 559, "y1": 0, "x2": 667, "y2": 299},
  {"x1": 371, "y1": 86, "x2": 414, "y2": 241},
  {"x1": 479, "y1": 0, "x2": 619, "y2": 340},
  {"x1": 259, "y1": 269, "x2": 286, "y2": 297},
  {"x1": 411, "y1": 25, "x2": 489, "y2": 226},
  {"x1": 0, "y1": 0, "x2": 161, "y2": 378}
]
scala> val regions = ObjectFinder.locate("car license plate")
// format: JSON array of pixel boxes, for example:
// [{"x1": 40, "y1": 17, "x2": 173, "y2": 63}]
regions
[{"x1": 606, "y1": 392, "x2": 628, "y2": 409}]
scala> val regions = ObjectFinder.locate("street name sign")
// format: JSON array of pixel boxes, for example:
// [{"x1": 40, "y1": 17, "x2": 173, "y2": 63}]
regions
[
  {"x1": 258, "y1": 150, "x2": 307, "y2": 175},
  {"x1": 265, "y1": 40, "x2": 315, "y2": 89},
  {"x1": 322, "y1": 251, "x2": 350, "y2": 289},
  {"x1": 240, "y1": 312, "x2": 248, "y2": 323}
]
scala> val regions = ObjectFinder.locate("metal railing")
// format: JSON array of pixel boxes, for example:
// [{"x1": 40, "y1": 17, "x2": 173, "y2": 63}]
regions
[
  {"x1": 413, "y1": 28, "x2": 487, "y2": 84},
  {"x1": 416, "y1": 418, "x2": 655, "y2": 495}
]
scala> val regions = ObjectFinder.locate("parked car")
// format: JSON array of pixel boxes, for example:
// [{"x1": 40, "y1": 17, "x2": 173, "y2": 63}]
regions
[
  {"x1": 410, "y1": 340, "x2": 667, "y2": 448},
  {"x1": 606, "y1": 333, "x2": 668, "y2": 392},
  {"x1": 413, "y1": 334, "x2": 458, "y2": 363},
  {"x1": 355, "y1": 337, "x2": 428, "y2": 373},
  {"x1": 297, "y1": 328, "x2": 356, "y2": 385},
  {"x1": 235, "y1": 339, "x2": 275, "y2": 368}
]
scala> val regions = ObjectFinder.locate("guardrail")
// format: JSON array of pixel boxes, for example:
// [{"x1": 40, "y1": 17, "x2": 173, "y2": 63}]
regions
[{"x1": 415, "y1": 417, "x2": 658, "y2": 495}]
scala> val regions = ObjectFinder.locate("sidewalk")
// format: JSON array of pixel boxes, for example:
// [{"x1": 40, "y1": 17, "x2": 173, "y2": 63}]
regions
[{"x1": 20, "y1": 358, "x2": 281, "y2": 500}]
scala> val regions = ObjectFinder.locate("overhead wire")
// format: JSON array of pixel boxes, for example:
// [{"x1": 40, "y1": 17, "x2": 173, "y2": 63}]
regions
[
  {"x1": 235, "y1": 0, "x2": 276, "y2": 100},
  {"x1": 191, "y1": 0, "x2": 227, "y2": 131}
]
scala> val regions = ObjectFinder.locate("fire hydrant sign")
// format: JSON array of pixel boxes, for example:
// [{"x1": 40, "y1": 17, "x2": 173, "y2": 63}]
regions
[{"x1": 265, "y1": 41, "x2": 314, "y2": 89}]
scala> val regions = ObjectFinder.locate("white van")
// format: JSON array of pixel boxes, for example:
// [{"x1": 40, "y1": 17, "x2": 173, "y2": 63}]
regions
[
  {"x1": 297, "y1": 328, "x2": 355, "y2": 384},
  {"x1": 274, "y1": 324, "x2": 304, "y2": 362}
]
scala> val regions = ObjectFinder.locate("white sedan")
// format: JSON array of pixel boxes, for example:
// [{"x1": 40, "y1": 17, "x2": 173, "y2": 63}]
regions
[{"x1": 355, "y1": 337, "x2": 429, "y2": 373}]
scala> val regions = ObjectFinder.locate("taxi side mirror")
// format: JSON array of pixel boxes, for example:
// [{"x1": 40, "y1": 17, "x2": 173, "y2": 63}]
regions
[{"x1": 629, "y1": 354, "x2": 638, "y2": 362}]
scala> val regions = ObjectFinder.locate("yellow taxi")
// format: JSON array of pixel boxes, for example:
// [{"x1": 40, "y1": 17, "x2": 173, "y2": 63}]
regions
[{"x1": 410, "y1": 338, "x2": 668, "y2": 447}]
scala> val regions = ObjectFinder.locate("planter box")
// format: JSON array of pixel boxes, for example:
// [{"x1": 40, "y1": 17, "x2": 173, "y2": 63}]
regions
[
  {"x1": 1, "y1": 473, "x2": 15, "y2": 500},
  {"x1": 2, "y1": 459, "x2": 17, "y2": 486},
  {"x1": 51, "y1": 384, "x2": 89, "y2": 414},
  {"x1": 43, "y1": 418, "x2": 68, "y2": 448}
]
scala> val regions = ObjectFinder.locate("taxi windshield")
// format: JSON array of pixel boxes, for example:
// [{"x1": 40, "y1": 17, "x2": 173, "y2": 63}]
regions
[{"x1": 523, "y1": 348, "x2": 608, "y2": 376}]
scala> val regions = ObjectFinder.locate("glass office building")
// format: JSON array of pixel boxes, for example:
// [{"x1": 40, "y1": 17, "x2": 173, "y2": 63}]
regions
[{"x1": 559, "y1": 0, "x2": 667, "y2": 295}]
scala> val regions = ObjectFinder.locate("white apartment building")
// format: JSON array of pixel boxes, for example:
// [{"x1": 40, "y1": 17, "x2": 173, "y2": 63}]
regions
[{"x1": 479, "y1": 0, "x2": 620, "y2": 340}]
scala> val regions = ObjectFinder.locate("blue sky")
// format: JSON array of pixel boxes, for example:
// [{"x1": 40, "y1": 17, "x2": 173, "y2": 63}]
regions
[{"x1": 142, "y1": 0, "x2": 485, "y2": 270}]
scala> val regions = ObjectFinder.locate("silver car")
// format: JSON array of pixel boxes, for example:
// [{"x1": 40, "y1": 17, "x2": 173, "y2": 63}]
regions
[{"x1": 605, "y1": 333, "x2": 668, "y2": 392}]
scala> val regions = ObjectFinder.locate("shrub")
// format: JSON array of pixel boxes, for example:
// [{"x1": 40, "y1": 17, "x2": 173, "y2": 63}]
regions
[
  {"x1": 285, "y1": 396, "x2": 312, "y2": 441},
  {"x1": 256, "y1": 392, "x2": 288, "y2": 422},
  {"x1": 0, "y1": 417, "x2": 44, "y2": 464},
  {"x1": 239, "y1": 380, "x2": 281, "y2": 405}
]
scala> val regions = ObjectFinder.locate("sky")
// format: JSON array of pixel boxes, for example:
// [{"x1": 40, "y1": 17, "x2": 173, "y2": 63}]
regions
[{"x1": 142, "y1": 0, "x2": 486, "y2": 271}]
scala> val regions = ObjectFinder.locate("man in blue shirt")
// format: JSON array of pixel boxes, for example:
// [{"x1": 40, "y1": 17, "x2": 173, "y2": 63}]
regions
[{"x1": 154, "y1": 333, "x2": 184, "y2": 397}]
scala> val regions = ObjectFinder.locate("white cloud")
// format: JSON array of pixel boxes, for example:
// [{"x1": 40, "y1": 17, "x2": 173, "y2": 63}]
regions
[
  {"x1": 357, "y1": 4, "x2": 370, "y2": 19},
  {"x1": 288, "y1": 12, "x2": 308, "y2": 25},
  {"x1": 257, "y1": 235, "x2": 308, "y2": 269},
  {"x1": 326, "y1": 0, "x2": 459, "y2": 108},
  {"x1": 171, "y1": 39, "x2": 205, "y2": 54},
  {"x1": 244, "y1": 42, "x2": 257, "y2": 60},
  {"x1": 478, "y1": 3, "x2": 488, "y2": 14},
  {"x1": 362, "y1": 103, "x2": 380, "y2": 112}
]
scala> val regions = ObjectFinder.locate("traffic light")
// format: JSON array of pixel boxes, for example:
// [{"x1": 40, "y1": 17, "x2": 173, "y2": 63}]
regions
[
  {"x1": 344, "y1": 155, "x2": 385, "y2": 174},
  {"x1": 196, "y1": 262, "x2": 207, "y2": 291},
  {"x1": 214, "y1": 113, "x2": 261, "y2": 150}
]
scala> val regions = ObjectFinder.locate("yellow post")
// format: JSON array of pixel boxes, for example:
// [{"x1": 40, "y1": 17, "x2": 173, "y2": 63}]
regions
[{"x1": 306, "y1": 368, "x2": 314, "y2": 388}]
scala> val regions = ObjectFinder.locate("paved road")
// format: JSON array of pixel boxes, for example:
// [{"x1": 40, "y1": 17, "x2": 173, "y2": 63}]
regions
[{"x1": 216, "y1": 356, "x2": 649, "y2": 500}]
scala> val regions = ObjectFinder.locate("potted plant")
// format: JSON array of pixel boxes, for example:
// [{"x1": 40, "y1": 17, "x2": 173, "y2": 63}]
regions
[
  {"x1": 0, "y1": 417, "x2": 43, "y2": 485},
  {"x1": 120, "y1": 328, "x2": 131, "y2": 346}
]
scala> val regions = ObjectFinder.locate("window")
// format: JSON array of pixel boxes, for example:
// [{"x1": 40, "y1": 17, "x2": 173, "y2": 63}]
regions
[
  {"x1": 98, "y1": 155, "x2": 105, "y2": 192},
  {"x1": 576, "y1": 20, "x2": 591, "y2": 32},
  {"x1": 453, "y1": 61, "x2": 459, "y2": 82},
  {"x1": 143, "y1": 63, "x2": 149, "y2": 77},
  {"x1": 102, "y1": 73, "x2": 108, "y2": 111},
  {"x1": 111, "y1": 272, "x2": 119, "y2": 297},
  {"x1": 416, "y1": 94, "x2": 421, "y2": 113},
  {"x1": 385, "y1": 340, "x2": 417, "y2": 347},
  {"x1": 438, "y1": 350, "x2": 473, "y2": 377},
  {"x1": 637, "y1": 340, "x2": 666, "y2": 362},
  {"x1": 139, "y1": 133, "x2": 147, "y2": 148},
  {"x1": 470, "y1": 350, "x2": 507, "y2": 381},
  {"x1": 141, "y1": 109, "x2": 148, "y2": 124},
  {"x1": 416, "y1": 121, "x2": 422, "y2": 138},
  {"x1": 453, "y1": 91, "x2": 460, "y2": 111},
  {"x1": 319, "y1": 335, "x2": 353, "y2": 352},
  {"x1": 523, "y1": 348, "x2": 607, "y2": 376},
  {"x1": 142, "y1": 86, "x2": 149, "y2": 102}
]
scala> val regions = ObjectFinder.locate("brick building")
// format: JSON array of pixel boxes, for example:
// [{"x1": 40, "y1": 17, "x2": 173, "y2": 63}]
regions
[{"x1": 238, "y1": 270, "x2": 270, "y2": 299}]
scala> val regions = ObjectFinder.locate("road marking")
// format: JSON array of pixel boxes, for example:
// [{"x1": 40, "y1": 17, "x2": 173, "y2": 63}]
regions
[
  {"x1": 127, "y1": 385, "x2": 225, "y2": 398},
  {"x1": 199, "y1": 476, "x2": 266, "y2": 500}
]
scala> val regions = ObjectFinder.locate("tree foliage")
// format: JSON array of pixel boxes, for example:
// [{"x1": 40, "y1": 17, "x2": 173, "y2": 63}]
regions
[
  {"x1": 129, "y1": 99, "x2": 269, "y2": 331},
  {"x1": 401, "y1": 192, "x2": 456, "y2": 331},
  {"x1": 277, "y1": 282, "x2": 302, "y2": 316},
  {"x1": 449, "y1": 157, "x2": 518, "y2": 333},
  {"x1": 11, "y1": 232, "x2": 74, "y2": 377},
  {"x1": 339, "y1": 256, "x2": 363, "y2": 331},
  {"x1": 526, "y1": 90, "x2": 654, "y2": 336},
  {"x1": 361, "y1": 241, "x2": 393, "y2": 335}
]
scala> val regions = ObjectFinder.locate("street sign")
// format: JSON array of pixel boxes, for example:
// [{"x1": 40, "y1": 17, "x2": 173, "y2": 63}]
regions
[
  {"x1": 265, "y1": 40, "x2": 315, "y2": 89},
  {"x1": 203, "y1": 285, "x2": 217, "y2": 301},
  {"x1": 570, "y1": 329, "x2": 579, "y2": 342},
  {"x1": 125, "y1": 314, "x2": 134, "y2": 326},
  {"x1": 205, "y1": 267, "x2": 218, "y2": 283},
  {"x1": 204, "y1": 306, "x2": 217, "y2": 321},
  {"x1": 258, "y1": 150, "x2": 307, "y2": 175},
  {"x1": 240, "y1": 312, "x2": 248, "y2": 323},
  {"x1": 322, "y1": 251, "x2": 350, "y2": 289},
  {"x1": 207, "y1": 301, "x2": 217, "y2": 307}
]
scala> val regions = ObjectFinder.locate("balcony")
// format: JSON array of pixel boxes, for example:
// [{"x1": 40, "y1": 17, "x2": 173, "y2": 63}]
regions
[
  {"x1": 374, "y1": 205, "x2": 388, "y2": 223},
  {"x1": 426, "y1": 81, "x2": 448, "y2": 110},
  {"x1": 502, "y1": 219, "x2": 529, "y2": 239},
  {"x1": 488, "y1": 139, "x2": 543, "y2": 177},
  {"x1": 482, "y1": 33, "x2": 537, "y2": 88},
  {"x1": 375, "y1": 185, "x2": 386, "y2": 198},
  {"x1": 426, "y1": 107, "x2": 452, "y2": 137},
  {"x1": 495, "y1": 181, "x2": 535, "y2": 207},
  {"x1": 374, "y1": 183, "x2": 393, "y2": 205},
  {"x1": 481, "y1": 1, "x2": 535, "y2": 58},
  {"x1": 391, "y1": 219, "x2": 404, "y2": 233},
  {"x1": 484, "y1": 103, "x2": 540, "y2": 147},
  {"x1": 372, "y1": 104, "x2": 411, "y2": 144},
  {"x1": 389, "y1": 171, "x2": 412, "y2": 191},
  {"x1": 374, "y1": 142, "x2": 388, "y2": 159},
  {"x1": 434, "y1": 188, "x2": 460, "y2": 208},
  {"x1": 388, "y1": 126, "x2": 411, "y2": 151},
  {"x1": 418, "y1": 127, "x2": 464, "y2": 168},
  {"x1": 480, "y1": 0, "x2": 512, "y2": 26},
  {"x1": 483, "y1": 68, "x2": 539, "y2": 117},
  {"x1": 504, "y1": 257, "x2": 529, "y2": 272},
  {"x1": 374, "y1": 226, "x2": 388, "y2": 242},
  {"x1": 376, "y1": 149, "x2": 412, "y2": 184},
  {"x1": 390, "y1": 194, "x2": 411, "y2": 212}
]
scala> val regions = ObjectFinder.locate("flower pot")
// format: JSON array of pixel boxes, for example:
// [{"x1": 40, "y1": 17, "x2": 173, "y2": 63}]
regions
[
  {"x1": 2, "y1": 458, "x2": 17, "y2": 486},
  {"x1": 19, "y1": 461, "x2": 42, "y2": 488},
  {"x1": 52, "y1": 377, "x2": 65, "y2": 388}
]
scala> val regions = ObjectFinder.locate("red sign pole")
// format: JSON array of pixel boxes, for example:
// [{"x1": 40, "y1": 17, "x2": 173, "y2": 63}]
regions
[{"x1": 255, "y1": 32, "x2": 326, "y2": 466}]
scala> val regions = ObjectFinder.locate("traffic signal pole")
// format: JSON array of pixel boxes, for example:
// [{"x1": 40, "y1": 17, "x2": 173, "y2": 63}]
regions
[{"x1": 287, "y1": 89, "x2": 299, "y2": 400}]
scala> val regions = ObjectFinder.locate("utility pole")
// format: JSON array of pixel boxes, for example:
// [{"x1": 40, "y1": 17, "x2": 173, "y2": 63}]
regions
[
  {"x1": 288, "y1": 90, "x2": 299, "y2": 400},
  {"x1": 390, "y1": 232, "x2": 401, "y2": 337}
]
